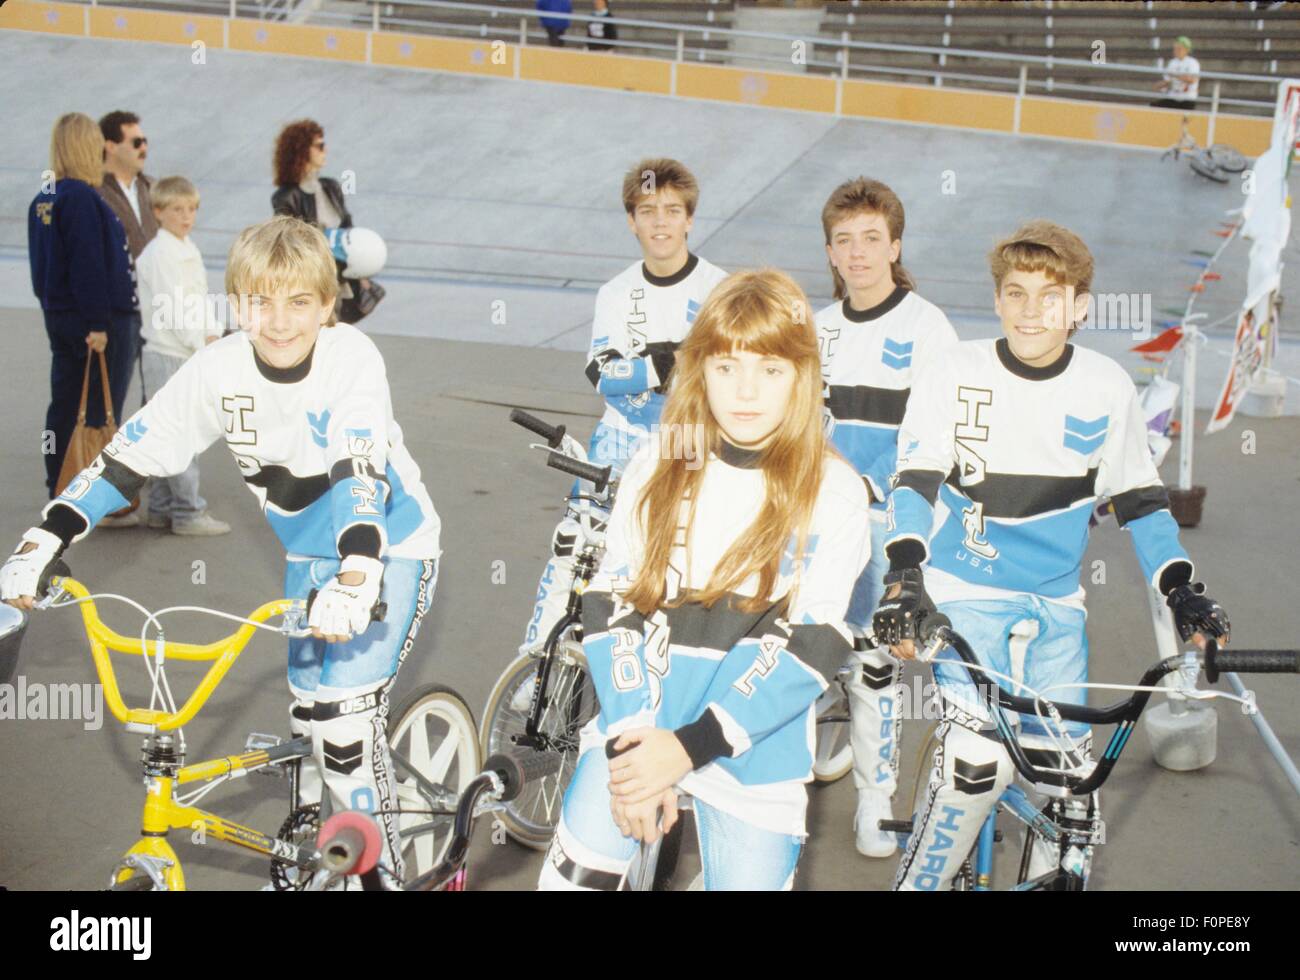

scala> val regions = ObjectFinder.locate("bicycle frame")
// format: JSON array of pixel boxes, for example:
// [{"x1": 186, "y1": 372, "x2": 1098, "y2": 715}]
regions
[{"x1": 49, "y1": 575, "x2": 323, "y2": 889}]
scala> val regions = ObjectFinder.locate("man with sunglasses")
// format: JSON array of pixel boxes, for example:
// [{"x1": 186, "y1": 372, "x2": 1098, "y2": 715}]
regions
[{"x1": 95, "y1": 110, "x2": 157, "y2": 526}]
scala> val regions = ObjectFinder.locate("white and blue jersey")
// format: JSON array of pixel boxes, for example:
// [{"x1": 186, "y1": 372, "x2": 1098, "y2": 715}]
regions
[
  {"x1": 45, "y1": 324, "x2": 440, "y2": 561},
  {"x1": 578, "y1": 438, "x2": 871, "y2": 836},
  {"x1": 885, "y1": 339, "x2": 1189, "y2": 608},
  {"x1": 817, "y1": 286, "x2": 957, "y2": 510},
  {"x1": 585, "y1": 255, "x2": 727, "y2": 472}
]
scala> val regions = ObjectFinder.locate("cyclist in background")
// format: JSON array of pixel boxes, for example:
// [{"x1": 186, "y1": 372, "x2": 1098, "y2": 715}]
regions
[{"x1": 538, "y1": 269, "x2": 871, "y2": 890}]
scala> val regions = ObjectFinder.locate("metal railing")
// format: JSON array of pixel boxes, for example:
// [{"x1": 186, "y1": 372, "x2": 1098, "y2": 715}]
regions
[{"x1": 69, "y1": 0, "x2": 1291, "y2": 118}]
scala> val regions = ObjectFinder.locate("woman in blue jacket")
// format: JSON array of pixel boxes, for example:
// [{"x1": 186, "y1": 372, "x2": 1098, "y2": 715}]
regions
[{"x1": 28, "y1": 113, "x2": 137, "y2": 500}]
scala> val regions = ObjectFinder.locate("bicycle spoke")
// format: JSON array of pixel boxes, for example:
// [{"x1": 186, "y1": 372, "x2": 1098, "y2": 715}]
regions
[{"x1": 425, "y1": 724, "x2": 460, "y2": 783}]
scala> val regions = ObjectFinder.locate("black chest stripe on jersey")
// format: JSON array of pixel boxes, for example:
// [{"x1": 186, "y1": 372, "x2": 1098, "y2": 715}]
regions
[
  {"x1": 826, "y1": 384, "x2": 910, "y2": 426},
  {"x1": 1110, "y1": 484, "x2": 1171, "y2": 526},
  {"x1": 944, "y1": 467, "x2": 1099, "y2": 519},
  {"x1": 896, "y1": 469, "x2": 944, "y2": 504},
  {"x1": 652, "y1": 597, "x2": 786, "y2": 656},
  {"x1": 243, "y1": 465, "x2": 330, "y2": 513}
]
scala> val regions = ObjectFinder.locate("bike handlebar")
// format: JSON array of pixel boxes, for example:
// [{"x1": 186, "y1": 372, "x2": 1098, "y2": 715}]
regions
[
  {"x1": 511, "y1": 409, "x2": 566, "y2": 448},
  {"x1": 406, "y1": 751, "x2": 564, "y2": 891},
  {"x1": 45, "y1": 573, "x2": 301, "y2": 732},
  {"x1": 931, "y1": 623, "x2": 1298, "y2": 795},
  {"x1": 547, "y1": 452, "x2": 612, "y2": 495}
]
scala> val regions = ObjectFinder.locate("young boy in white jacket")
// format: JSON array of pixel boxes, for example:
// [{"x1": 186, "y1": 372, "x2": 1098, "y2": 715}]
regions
[{"x1": 136, "y1": 176, "x2": 229, "y2": 535}]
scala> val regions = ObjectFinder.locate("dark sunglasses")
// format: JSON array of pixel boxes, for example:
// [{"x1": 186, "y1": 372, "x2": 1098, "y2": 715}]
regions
[
  {"x1": 312, "y1": 140, "x2": 326, "y2": 150},
  {"x1": 132, "y1": 136, "x2": 148, "y2": 149}
]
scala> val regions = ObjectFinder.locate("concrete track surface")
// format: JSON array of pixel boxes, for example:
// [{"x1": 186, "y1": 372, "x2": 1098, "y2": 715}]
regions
[{"x1": 0, "y1": 31, "x2": 1297, "y2": 891}]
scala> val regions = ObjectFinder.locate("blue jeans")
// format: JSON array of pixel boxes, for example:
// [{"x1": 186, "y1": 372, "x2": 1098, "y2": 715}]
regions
[
  {"x1": 139, "y1": 349, "x2": 206, "y2": 523},
  {"x1": 542, "y1": 747, "x2": 802, "y2": 891},
  {"x1": 932, "y1": 595, "x2": 1091, "y2": 741},
  {"x1": 286, "y1": 556, "x2": 438, "y2": 692}
]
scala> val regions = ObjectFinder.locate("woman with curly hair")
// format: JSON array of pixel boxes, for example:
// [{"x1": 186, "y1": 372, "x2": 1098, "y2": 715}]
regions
[{"x1": 272, "y1": 120, "x2": 380, "y2": 324}]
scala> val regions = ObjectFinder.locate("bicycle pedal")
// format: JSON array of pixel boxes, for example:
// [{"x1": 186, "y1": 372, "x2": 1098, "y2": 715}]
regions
[{"x1": 245, "y1": 732, "x2": 286, "y2": 766}]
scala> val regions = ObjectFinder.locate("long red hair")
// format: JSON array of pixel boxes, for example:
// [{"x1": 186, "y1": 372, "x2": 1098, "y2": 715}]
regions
[{"x1": 623, "y1": 268, "x2": 831, "y2": 615}]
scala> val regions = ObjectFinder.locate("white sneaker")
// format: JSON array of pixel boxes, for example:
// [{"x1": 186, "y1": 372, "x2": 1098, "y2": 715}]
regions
[
  {"x1": 854, "y1": 790, "x2": 898, "y2": 858},
  {"x1": 171, "y1": 512, "x2": 231, "y2": 536}
]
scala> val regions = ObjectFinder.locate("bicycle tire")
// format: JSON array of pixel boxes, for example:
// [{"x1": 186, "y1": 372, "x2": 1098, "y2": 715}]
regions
[
  {"x1": 1207, "y1": 144, "x2": 1248, "y2": 173},
  {"x1": 812, "y1": 677, "x2": 853, "y2": 783},
  {"x1": 1189, "y1": 154, "x2": 1230, "y2": 183},
  {"x1": 389, "y1": 683, "x2": 481, "y2": 884},
  {"x1": 479, "y1": 643, "x2": 597, "y2": 848}
]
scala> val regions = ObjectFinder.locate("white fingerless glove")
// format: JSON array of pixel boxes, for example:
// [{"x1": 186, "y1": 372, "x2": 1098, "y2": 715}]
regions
[
  {"x1": 307, "y1": 555, "x2": 385, "y2": 640},
  {"x1": 0, "y1": 528, "x2": 64, "y2": 603}
]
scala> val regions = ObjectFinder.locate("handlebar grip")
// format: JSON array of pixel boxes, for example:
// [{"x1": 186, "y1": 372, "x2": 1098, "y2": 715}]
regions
[
  {"x1": 484, "y1": 751, "x2": 563, "y2": 804},
  {"x1": 39, "y1": 558, "x2": 71, "y2": 598},
  {"x1": 547, "y1": 453, "x2": 611, "y2": 494},
  {"x1": 1205, "y1": 644, "x2": 1299, "y2": 683},
  {"x1": 605, "y1": 737, "x2": 632, "y2": 760},
  {"x1": 510, "y1": 409, "x2": 565, "y2": 449},
  {"x1": 317, "y1": 811, "x2": 382, "y2": 875},
  {"x1": 918, "y1": 611, "x2": 951, "y2": 647}
]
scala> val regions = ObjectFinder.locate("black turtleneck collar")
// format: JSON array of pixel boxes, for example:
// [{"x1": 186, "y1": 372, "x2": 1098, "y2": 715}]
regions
[
  {"x1": 842, "y1": 284, "x2": 909, "y2": 323},
  {"x1": 643, "y1": 253, "x2": 699, "y2": 288},
  {"x1": 717, "y1": 438, "x2": 764, "y2": 469},
  {"x1": 995, "y1": 337, "x2": 1074, "y2": 381},
  {"x1": 253, "y1": 342, "x2": 316, "y2": 383}
]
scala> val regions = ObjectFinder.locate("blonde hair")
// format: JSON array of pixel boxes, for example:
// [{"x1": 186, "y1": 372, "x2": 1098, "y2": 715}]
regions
[
  {"x1": 989, "y1": 219, "x2": 1094, "y2": 336},
  {"x1": 623, "y1": 268, "x2": 830, "y2": 616},
  {"x1": 50, "y1": 113, "x2": 104, "y2": 186},
  {"x1": 151, "y1": 175, "x2": 200, "y2": 212},
  {"x1": 821, "y1": 177, "x2": 915, "y2": 300},
  {"x1": 621, "y1": 157, "x2": 700, "y2": 216},
  {"x1": 225, "y1": 216, "x2": 339, "y2": 324}
]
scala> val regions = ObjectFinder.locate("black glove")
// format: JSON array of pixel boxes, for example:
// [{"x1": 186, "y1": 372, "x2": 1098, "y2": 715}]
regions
[
  {"x1": 872, "y1": 567, "x2": 939, "y2": 647},
  {"x1": 1166, "y1": 582, "x2": 1230, "y2": 643}
]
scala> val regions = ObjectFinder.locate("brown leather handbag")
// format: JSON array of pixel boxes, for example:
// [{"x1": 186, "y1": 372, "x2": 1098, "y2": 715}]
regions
[{"x1": 54, "y1": 350, "x2": 138, "y2": 514}]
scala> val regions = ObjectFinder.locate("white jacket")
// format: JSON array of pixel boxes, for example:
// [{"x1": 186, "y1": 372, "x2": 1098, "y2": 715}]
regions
[{"x1": 138, "y1": 228, "x2": 222, "y2": 359}]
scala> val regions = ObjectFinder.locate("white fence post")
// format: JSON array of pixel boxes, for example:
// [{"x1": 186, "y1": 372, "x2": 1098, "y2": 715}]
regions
[
  {"x1": 372, "y1": 1, "x2": 379, "y2": 33},
  {"x1": 1208, "y1": 81, "x2": 1221, "y2": 146},
  {"x1": 1014, "y1": 64, "x2": 1027, "y2": 133}
]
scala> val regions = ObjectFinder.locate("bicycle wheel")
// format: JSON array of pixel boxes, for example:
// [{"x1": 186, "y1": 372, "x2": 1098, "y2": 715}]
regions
[
  {"x1": 389, "y1": 684, "x2": 481, "y2": 884},
  {"x1": 1189, "y1": 153, "x2": 1230, "y2": 183},
  {"x1": 812, "y1": 676, "x2": 853, "y2": 783},
  {"x1": 480, "y1": 641, "x2": 597, "y2": 848},
  {"x1": 1208, "y1": 144, "x2": 1247, "y2": 173}
]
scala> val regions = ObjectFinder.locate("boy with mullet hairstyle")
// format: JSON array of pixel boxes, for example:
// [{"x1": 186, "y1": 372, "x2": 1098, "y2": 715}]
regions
[
  {"x1": 816, "y1": 177, "x2": 957, "y2": 858},
  {"x1": 520, "y1": 158, "x2": 727, "y2": 660},
  {"x1": 874, "y1": 220, "x2": 1229, "y2": 891}
]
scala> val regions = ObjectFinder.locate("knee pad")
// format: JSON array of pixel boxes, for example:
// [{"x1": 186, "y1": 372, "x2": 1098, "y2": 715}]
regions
[
  {"x1": 894, "y1": 712, "x2": 1014, "y2": 892},
  {"x1": 311, "y1": 681, "x2": 402, "y2": 883},
  {"x1": 537, "y1": 816, "x2": 631, "y2": 891},
  {"x1": 550, "y1": 515, "x2": 583, "y2": 559},
  {"x1": 846, "y1": 643, "x2": 901, "y2": 794},
  {"x1": 288, "y1": 686, "x2": 321, "y2": 810}
]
